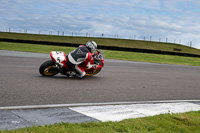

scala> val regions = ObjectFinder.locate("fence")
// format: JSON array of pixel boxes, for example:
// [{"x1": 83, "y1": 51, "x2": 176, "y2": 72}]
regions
[{"x1": 2, "y1": 28, "x2": 194, "y2": 48}]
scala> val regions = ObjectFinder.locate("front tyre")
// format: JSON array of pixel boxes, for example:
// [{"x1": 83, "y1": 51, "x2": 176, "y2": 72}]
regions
[
  {"x1": 86, "y1": 68, "x2": 102, "y2": 76},
  {"x1": 39, "y1": 60, "x2": 58, "y2": 76}
]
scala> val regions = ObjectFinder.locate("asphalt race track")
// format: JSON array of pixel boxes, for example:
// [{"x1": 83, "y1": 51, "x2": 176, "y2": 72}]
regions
[{"x1": 0, "y1": 50, "x2": 200, "y2": 107}]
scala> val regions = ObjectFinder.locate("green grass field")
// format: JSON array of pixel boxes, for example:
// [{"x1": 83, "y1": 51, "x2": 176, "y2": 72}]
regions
[
  {"x1": 0, "y1": 42, "x2": 200, "y2": 66},
  {"x1": 1, "y1": 111, "x2": 200, "y2": 133},
  {"x1": 1, "y1": 32, "x2": 200, "y2": 55}
]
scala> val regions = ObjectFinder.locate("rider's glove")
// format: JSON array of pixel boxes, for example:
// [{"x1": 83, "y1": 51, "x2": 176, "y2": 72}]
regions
[{"x1": 93, "y1": 64, "x2": 97, "y2": 69}]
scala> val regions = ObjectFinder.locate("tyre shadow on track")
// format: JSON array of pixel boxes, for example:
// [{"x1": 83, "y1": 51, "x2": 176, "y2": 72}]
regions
[{"x1": 37, "y1": 74, "x2": 101, "y2": 81}]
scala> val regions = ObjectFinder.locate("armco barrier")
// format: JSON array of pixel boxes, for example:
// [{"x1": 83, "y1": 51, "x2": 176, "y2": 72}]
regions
[{"x1": 0, "y1": 38, "x2": 200, "y2": 58}]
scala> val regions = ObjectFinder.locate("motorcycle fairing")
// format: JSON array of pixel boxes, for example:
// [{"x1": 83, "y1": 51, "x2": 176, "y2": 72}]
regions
[{"x1": 50, "y1": 51, "x2": 68, "y2": 67}]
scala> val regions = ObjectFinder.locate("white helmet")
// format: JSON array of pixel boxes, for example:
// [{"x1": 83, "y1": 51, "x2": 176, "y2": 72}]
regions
[{"x1": 86, "y1": 41, "x2": 97, "y2": 53}]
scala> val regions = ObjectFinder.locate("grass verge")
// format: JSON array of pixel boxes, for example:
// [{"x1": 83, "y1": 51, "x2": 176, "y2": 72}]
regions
[
  {"x1": 0, "y1": 42, "x2": 200, "y2": 66},
  {"x1": 1, "y1": 32, "x2": 200, "y2": 55},
  {"x1": 1, "y1": 111, "x2": 200, "y2": 133}
]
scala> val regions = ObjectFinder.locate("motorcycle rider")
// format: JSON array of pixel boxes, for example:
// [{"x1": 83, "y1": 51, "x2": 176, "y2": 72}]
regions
[{"x1": 67, "y1": 41, "x2": 98, "y2": 78}]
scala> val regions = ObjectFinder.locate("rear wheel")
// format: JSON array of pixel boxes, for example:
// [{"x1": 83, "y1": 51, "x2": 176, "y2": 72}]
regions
[{"x1": 39, "y1": 60, "x2": 58, "y2": 76}]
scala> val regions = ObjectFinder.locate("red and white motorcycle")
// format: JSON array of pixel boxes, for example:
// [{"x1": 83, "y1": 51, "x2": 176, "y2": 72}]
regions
[{"x1": 39, "y1": 49, "x2": 104, "y2": 78}]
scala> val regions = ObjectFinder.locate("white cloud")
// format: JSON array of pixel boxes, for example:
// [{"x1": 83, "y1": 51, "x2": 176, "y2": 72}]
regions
[{"x1": 0, "y1": 0, "x2": 200, "y2": 49}]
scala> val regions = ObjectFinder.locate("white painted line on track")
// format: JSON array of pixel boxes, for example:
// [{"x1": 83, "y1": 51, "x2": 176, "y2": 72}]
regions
[
  {"x1": 1, "y1": 100, "x2": 200, "y2": 110},
  {"x1": 70, "y1": 102, "x2": 200, "y2": 122}
]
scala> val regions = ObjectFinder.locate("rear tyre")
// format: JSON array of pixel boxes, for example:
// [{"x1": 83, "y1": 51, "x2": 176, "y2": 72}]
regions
[{"x1": 39, "y1": 60, "x2": 58, "y2": 76}]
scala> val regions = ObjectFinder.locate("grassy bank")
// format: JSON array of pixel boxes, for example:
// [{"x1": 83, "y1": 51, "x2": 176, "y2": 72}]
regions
[
  {"x1": 0, "y1": 42, "x2": 200, "y2": 66},
  {"x1": 1, "y1": 32, "x2": 200, "y2": 55},
  {"x1": 1, "y1": 111, "x2": 200, "y2": 133}
]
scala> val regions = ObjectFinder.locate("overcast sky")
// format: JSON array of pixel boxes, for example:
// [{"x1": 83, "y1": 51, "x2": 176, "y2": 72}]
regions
[{"x1": 1, "y1": 0, "x2": 200, "y2": 49}]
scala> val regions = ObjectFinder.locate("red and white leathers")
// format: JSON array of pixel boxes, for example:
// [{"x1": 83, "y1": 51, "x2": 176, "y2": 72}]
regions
[{"x1": 67, "y1": 45, "x2": 95, "y2": 78}]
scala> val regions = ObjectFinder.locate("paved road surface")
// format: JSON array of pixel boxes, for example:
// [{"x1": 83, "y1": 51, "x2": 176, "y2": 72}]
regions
[{"x1": 0, "y1": 50, "x2": 200, "y2": 107}]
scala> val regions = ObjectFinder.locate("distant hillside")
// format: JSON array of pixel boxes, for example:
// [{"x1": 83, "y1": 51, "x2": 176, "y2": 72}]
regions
[{"x1": 0, "y1": 32, "x2": 200, "y2": 56}]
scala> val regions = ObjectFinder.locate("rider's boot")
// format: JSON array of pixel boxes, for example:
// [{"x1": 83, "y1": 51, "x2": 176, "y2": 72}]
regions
[{"x1": 76, "y1": 71, "x2": 86, "y2": 79}]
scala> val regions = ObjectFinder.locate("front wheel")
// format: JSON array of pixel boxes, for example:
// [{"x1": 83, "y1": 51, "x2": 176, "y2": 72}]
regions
[
  {"x1": 86, "y1": 68, "x2": 102, "y2": 76},
  {"x1": 39, "y1": 60, "x2": 58, "y2": 76}
]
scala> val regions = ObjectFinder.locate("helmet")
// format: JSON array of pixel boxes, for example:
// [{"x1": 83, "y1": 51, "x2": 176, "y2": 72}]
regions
[{"x1": 85, "y1": 41, "x2": 97, "y2": 53}]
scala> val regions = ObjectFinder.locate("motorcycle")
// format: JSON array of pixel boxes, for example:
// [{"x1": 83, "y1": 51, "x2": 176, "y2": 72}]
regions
[{"x1": 39, "y1": 49, "x2": 104, "y2": 78}]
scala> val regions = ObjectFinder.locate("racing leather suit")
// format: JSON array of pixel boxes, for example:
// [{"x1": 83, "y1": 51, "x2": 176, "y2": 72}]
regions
[{"x1": 67, "y1": 45, "x2": 93, "y2": 77}]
